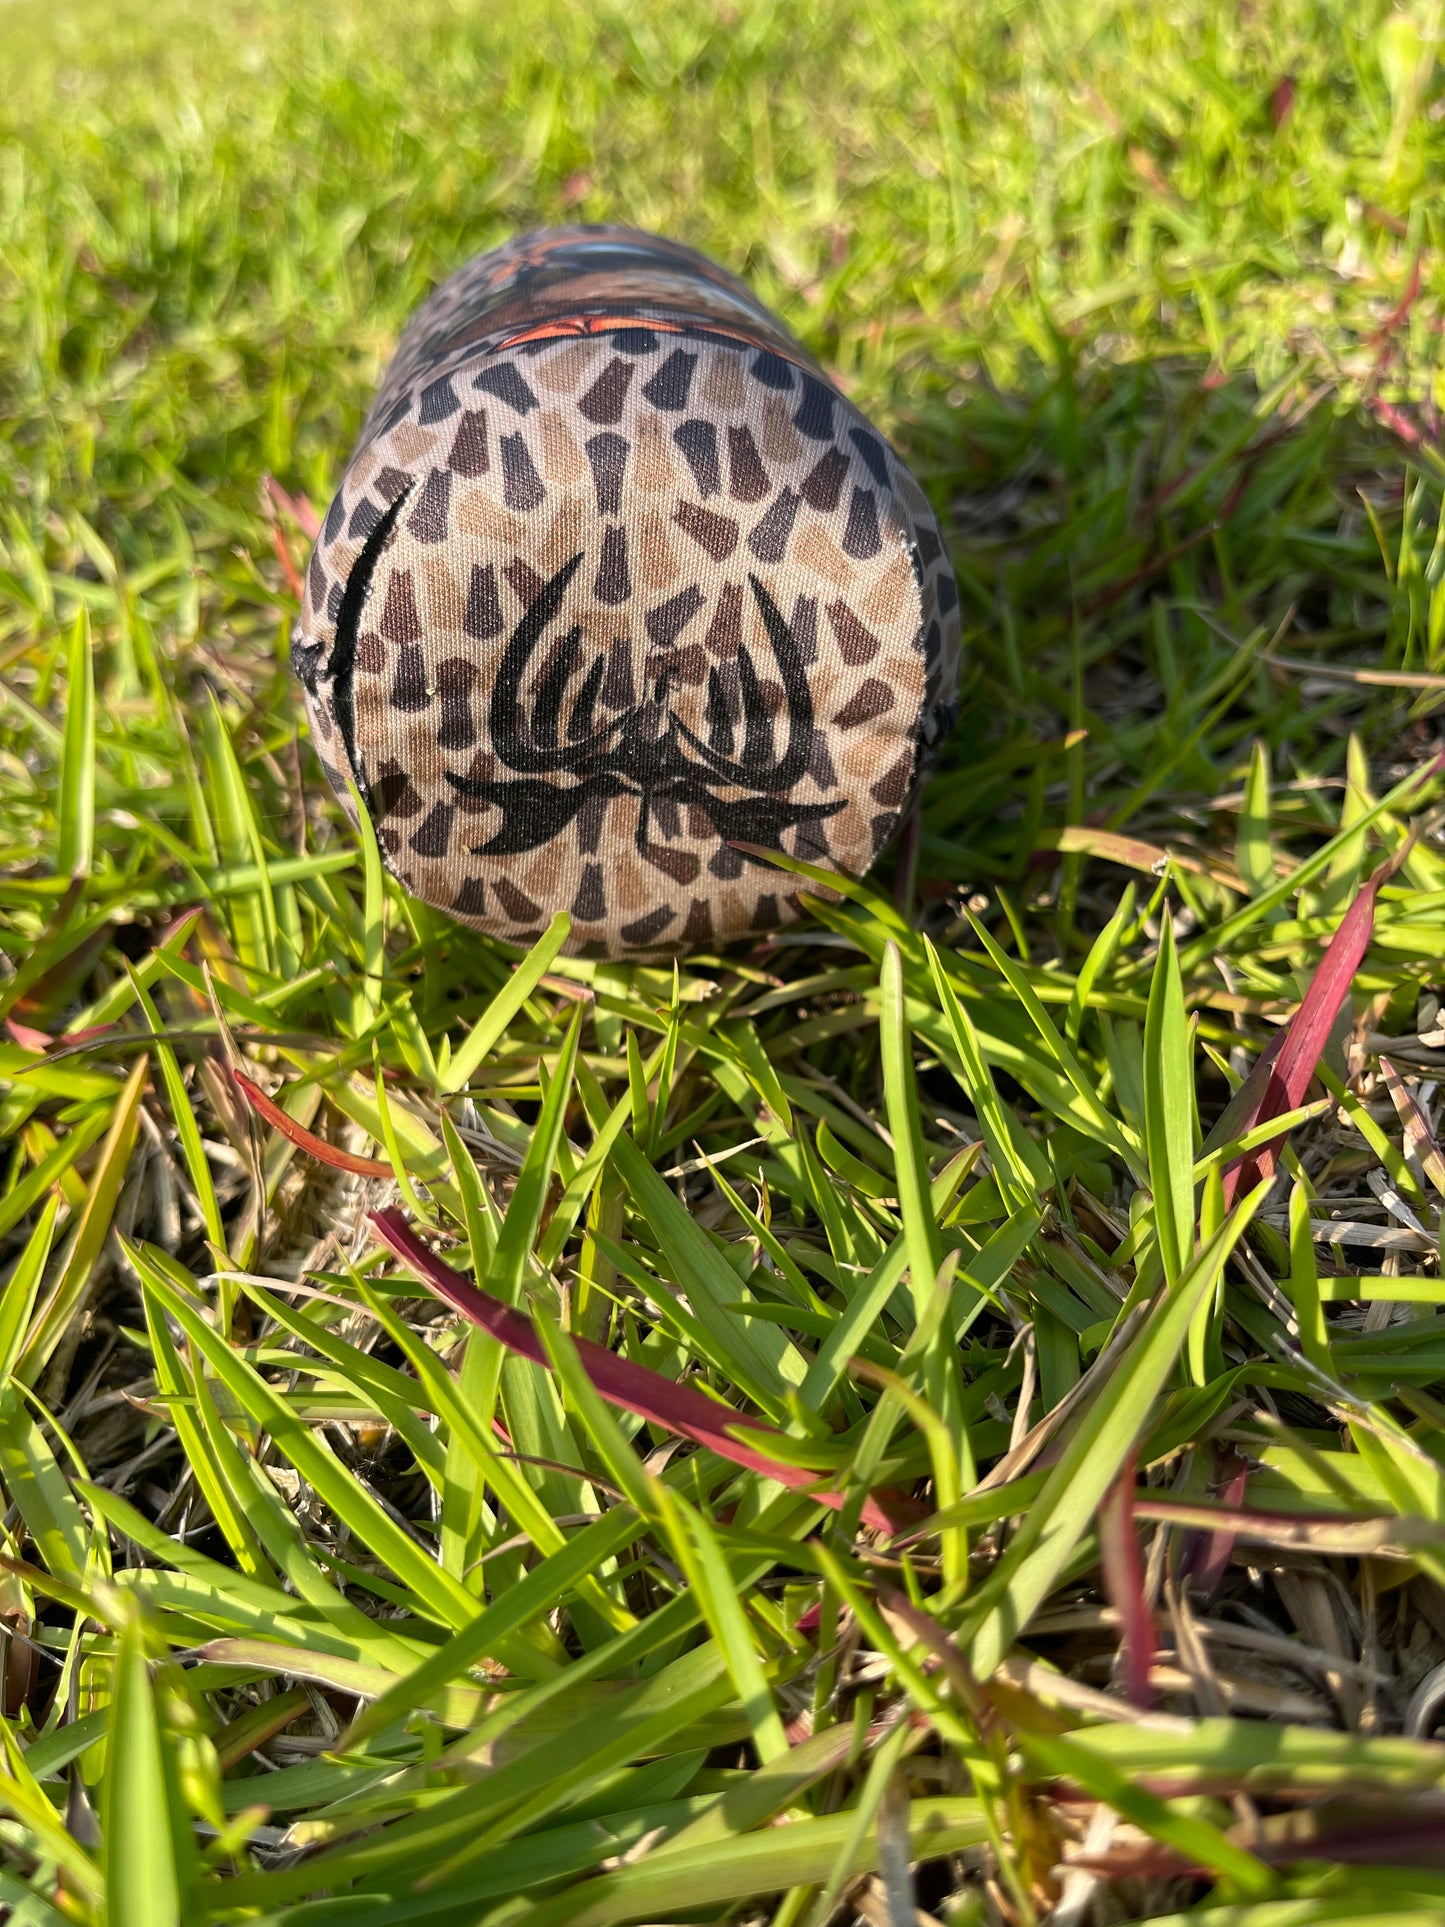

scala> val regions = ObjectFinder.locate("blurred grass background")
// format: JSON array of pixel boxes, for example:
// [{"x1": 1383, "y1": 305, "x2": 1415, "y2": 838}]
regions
[
  {"x1": 4, "y1": 2, "x2": 1445, "y2": 1924},
  {"x1": 7, "y1": 0, "x2": 1442, "y2": 549}
]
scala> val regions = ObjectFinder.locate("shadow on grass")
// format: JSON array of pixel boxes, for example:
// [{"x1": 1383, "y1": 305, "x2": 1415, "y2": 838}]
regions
[{"x1": 900, "y1": 354, "x2": 1441, "y2": 919}]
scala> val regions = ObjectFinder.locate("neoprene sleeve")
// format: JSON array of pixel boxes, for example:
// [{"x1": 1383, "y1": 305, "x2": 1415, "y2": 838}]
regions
[{"x1": 293, "y1": 226, "x2": 960, "y2": 957}]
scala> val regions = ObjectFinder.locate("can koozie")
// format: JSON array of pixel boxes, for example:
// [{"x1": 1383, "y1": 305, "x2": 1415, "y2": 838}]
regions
[{"x1": 292, "y1": 226, "x2": 961, "y2": 957}]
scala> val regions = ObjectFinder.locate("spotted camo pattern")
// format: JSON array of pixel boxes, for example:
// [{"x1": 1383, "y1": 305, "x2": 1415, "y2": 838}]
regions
[{"x1": 293, "y1": 226, "x2": 961, "y2": 957}]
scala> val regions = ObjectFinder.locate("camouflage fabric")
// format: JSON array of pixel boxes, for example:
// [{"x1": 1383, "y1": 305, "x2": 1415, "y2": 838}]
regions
[{"x1": 293, "y1": 226, "x2": 961, "y2": 957}]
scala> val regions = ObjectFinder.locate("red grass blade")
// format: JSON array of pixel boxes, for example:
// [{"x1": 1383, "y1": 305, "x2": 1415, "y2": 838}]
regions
[
  {"x1": 5, "y1": 1017, "x2": 54, "y2": 1051},
  {"x1": 268, "y1": 523, "x2": 305, "y2": 600},
  {"x1": 368, "y1": 1205, "x2": 912, "y2": 1534},
  {"x1": 1136, "y1": 1489, "x2": 1416, "y2": 1554},
  {"x1": 233, "y1": 1068, "x2": 392, "y2": 1178},
  {"x1": 264, "y1": 474, "x2": 322, "y2": 541},
  {"x1": 6, "y1": 1018, "x2": 118, "y2": 1052},
  {"x1": 1221, "y1": 860, "x2": 1387, "y2": 1206},
  {"x1": 1179, "y1": 1444, "x2": 1249, "y2": 1598},
  {"x1": 1200, "y1": 1025, "x2": 1288, "y2": 1162},
  {"x1": 1097, "y1": 1453, "x2": 1155, "y2": 1709}
]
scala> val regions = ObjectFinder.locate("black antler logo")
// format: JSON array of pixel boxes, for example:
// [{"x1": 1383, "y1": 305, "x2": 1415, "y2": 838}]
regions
[{"x1": 445, "y1": 551, "x2": 843, "y2": 860}]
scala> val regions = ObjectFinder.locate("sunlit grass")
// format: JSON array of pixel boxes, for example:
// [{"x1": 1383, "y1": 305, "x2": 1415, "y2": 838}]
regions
[{"x1": 3, "y1": 1, "x2": 1445, "y2": 1921}]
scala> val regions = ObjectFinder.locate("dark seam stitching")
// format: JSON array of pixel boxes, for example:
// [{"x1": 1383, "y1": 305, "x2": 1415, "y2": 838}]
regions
[{"x1": 325, "y1": 481, "x2": 413, "y2": 818}]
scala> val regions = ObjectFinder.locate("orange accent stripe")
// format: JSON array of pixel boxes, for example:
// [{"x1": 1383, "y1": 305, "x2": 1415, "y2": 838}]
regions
[
  {"x1": 491, "y1": 314, "x2": 683, "y2": 348},
  {"x1": 490, "y1": 313, "x2": 770, "y2": 352}
]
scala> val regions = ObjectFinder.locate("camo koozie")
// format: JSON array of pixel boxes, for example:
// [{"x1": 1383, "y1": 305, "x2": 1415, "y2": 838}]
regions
[{"x1": 293, "y1": 226, "x2": 961, "y2": 957}]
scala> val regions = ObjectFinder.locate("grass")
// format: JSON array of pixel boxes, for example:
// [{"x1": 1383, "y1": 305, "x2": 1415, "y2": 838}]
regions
[{"x1": 3, "y1": 0, "x2": 1445, "y2": 1919}]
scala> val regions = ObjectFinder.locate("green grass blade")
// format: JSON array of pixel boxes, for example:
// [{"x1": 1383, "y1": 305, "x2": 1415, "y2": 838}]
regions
[
  {"x1": 493, "y1": 1003, "x2": 582, "y2": 1301},
  {"x1": 657, "y1": 1483, "x2": 788, "y2": 1764},
  {"x1": 440, "y1": 913, "x2": 571, "y2": 1094},
  {"x1": 1235, "y1": 739, "x2": 1276, "y2": 905},
  {"x1": 350, "y1": 777, "x2": 386, "y2": 1035},
  {"x1": 126, "y1": 964, "x2": 226, "y2": 1252},
  {"x1": 0, "y1": 1718, "x2": 103, "y2": 1906},
  {"x1": 55, "y1": 607, "x2": 94, "y2": 881},
  {"x1": 513, "y1": 1795, "x2": 988, "y2": 1927},
  {"x1": 17, "y1": 1051, "x2": 149, "y2": 1384},
  {"x1": 102, "y1": 1609, "x2": 183, "y2": 1927},
  {"x1": 960, "y1": 909, "x2": 1143, "y2": 1168},
  {"x1": 0, "y1": 1383, "x2": 90, "y2": 1582},
  {"x1": 1142, "y1": 919, "x2": 1194, "y2": 1286},
  {"x1": 959, "y1": 1182, "x2": 1269, "y2": 1676},
  {"x1": 610, "y1": 1133, "x2": 804, "y2": 1413},
  {"x1": 923, "y1": 940, "x2": 1050, "y2": 1205},
  {"x1": 342, "y1": 1504, "x2": 644, "y2": 1747},
  {"x1": 879, "y1": 943, "x2": 942, "y2": 1319},
  {"x1": 136, "y1": 1248, "x2": 480, "y2": 1630},
  {"x1": 0, "y1": 1193, "x2": 59, "y2": 1381}
]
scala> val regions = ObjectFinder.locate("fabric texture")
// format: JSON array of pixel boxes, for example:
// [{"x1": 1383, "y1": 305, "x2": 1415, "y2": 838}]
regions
[{"x1": 293, "y1": 226, "x2": 962, "y2": 957}]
